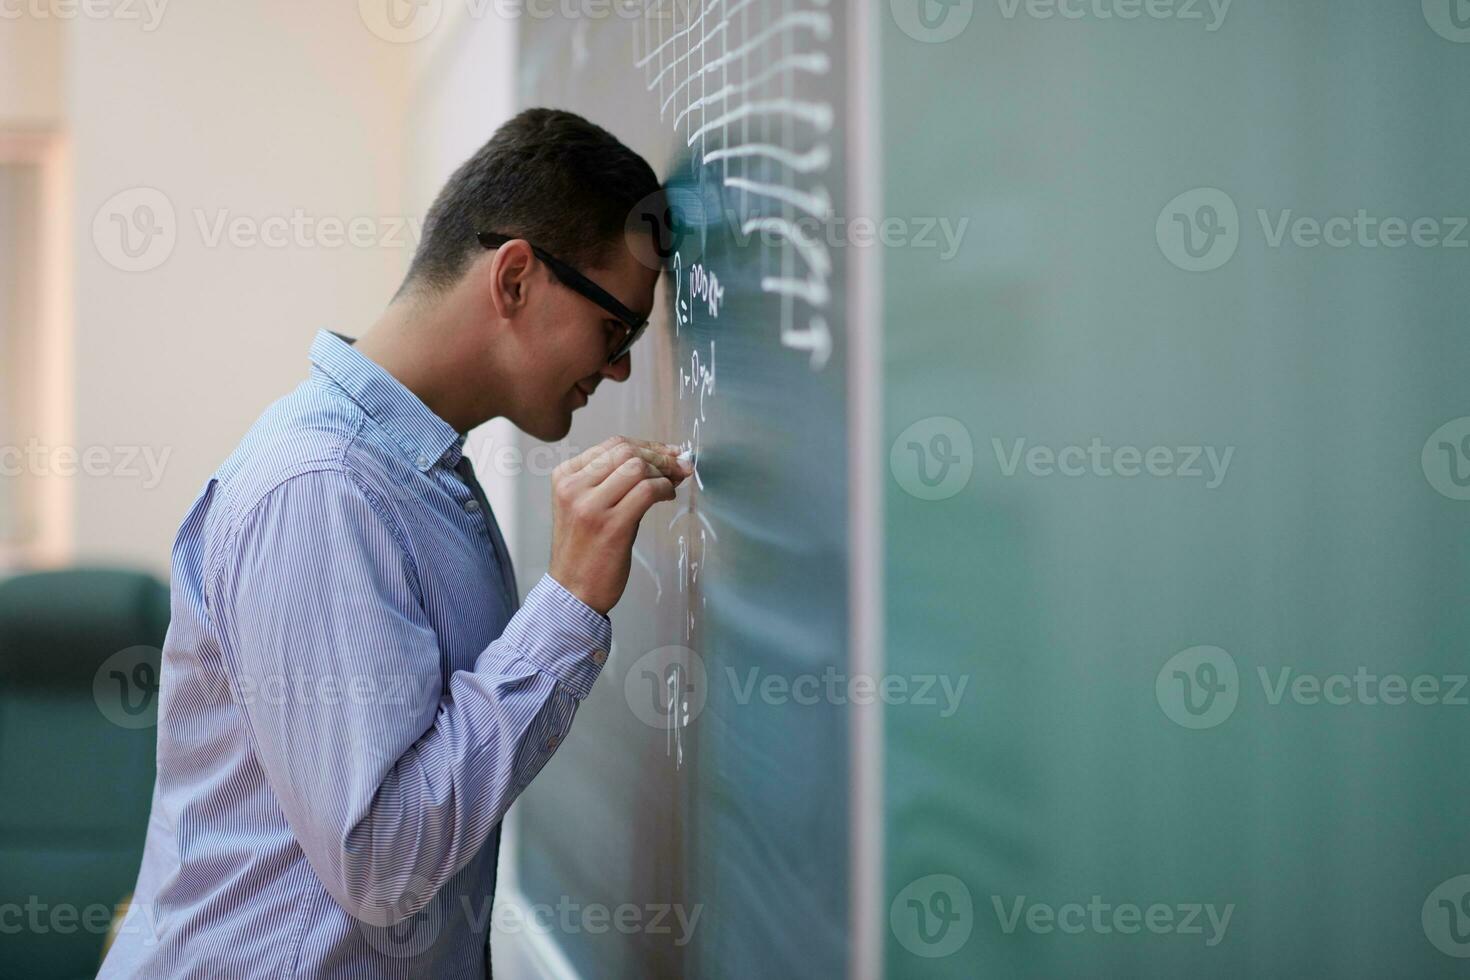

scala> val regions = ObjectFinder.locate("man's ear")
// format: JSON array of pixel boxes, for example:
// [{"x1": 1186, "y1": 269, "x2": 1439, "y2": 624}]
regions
[{"x1": 485, "y1": 238, "x2": 536, "y2": 320}]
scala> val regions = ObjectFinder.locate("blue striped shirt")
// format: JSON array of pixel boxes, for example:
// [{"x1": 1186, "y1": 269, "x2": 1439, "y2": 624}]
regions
[{"x1": 99, "y1": 329, "x2": 612, "y2": 979}]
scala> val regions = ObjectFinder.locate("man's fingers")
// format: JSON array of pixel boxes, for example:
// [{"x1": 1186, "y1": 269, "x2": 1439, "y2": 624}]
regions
[
  {"x1": 569, "y1": 439, "x2": 688, "y2": 486},
  {"x1": 560, "y1": 436, "x2": 633, "y2": 475},
  {"x1": 612, "y1": 472, "x2": 678, "y2": 524},
  {"x1": 590, "y1": 456, "x2": 663, "y2": 511},
  {"x1": 603, "y1": 445, "x2": 688, "y2": 485}
]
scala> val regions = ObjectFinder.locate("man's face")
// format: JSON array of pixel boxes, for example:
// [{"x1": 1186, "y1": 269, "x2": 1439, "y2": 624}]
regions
[{"x1": 512, "y1": 236, "x2": 659, "y2": 442}]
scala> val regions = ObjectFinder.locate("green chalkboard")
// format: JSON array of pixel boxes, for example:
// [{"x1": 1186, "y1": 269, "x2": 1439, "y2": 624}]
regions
[{"x1": 883, "y1": 2, "x2": 1470, "y2": 977}]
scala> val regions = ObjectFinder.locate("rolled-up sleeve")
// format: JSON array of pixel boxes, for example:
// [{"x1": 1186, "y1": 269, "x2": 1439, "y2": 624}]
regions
[{"x1": 207, "y1": 466, "x2": 609, "y2": 927}]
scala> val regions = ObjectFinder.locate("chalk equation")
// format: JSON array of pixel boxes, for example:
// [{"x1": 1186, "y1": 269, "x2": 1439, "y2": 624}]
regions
[
  {"x1": 637, "y1": 0, "x2": 836, "y2": 371},
  {"x1": 627, "y1": 0, "x2": 840, "y2": 767}
]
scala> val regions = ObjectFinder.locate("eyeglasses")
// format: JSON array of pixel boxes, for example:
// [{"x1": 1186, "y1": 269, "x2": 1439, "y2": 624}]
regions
[{"x1": 477, "y1": 231, "x2": 650, "y2": 364}]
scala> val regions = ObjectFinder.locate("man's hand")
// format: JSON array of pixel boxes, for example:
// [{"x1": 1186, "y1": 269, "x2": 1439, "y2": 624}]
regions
[{"x1": 548, "y1": 436, "x2": 693, "y2": 615}]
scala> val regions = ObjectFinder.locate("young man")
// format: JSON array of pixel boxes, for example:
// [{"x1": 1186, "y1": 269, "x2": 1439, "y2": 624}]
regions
[{"x1": 99, "y1": 108, "x2": 690, "y2": 979}]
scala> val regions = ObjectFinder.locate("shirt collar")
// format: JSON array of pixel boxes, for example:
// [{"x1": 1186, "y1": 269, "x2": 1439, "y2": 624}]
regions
[{"x1": 310, "y1": 329, "x2": 467, "y2": 472}]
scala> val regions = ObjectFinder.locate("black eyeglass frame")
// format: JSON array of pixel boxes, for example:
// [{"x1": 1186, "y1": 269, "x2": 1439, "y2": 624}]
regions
[{"x1": 477, "y1": 231, "x2": 649, "y2": 364}]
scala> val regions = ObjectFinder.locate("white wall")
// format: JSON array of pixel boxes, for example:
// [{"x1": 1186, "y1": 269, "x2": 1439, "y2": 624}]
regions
[{"x1": 67, "y1": 1, "x2": 412, "y2": 573}]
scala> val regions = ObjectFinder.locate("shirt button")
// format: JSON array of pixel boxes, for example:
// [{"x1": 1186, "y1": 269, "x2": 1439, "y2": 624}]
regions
[
  {"x1": 465, "y1": 500, "x2": 480, "y2": 513},
  {"x1": 591, "y1": 648, "x2": 608, "y2": 665},
  {"x1": 415, "y1": 455, "x2": 430, "y2": 470},
  {"x1": 545, "y1": 735, "x2": 560, "y2": 750}
]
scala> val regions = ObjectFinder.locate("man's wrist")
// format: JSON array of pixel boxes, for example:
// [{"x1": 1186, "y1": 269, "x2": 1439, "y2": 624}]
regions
[
  {"x1": 546, "y1": 562, "x2": 612, "y2": 616},
  {"x1": 480, "y1": 573, "x2": 612, "y2": 699}
]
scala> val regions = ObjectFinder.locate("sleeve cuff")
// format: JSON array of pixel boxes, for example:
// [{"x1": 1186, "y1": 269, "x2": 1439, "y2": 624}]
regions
[{"x1": 483, "y1": 573, "x2": 612, "y2": 699}]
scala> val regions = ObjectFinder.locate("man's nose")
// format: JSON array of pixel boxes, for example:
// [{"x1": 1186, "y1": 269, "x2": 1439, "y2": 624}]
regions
[{"x1": 601, "y1": 352, "x2": 632, "y2": 383}]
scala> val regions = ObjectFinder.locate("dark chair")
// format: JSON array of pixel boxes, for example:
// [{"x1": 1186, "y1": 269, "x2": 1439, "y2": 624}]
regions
[{"x1": 0, "y1": 568, "x2": 170, "y2": 980}]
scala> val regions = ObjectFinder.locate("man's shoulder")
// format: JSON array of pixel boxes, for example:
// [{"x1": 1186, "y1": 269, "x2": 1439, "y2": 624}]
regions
[{"x1": 212, "y1": 379, "x2": 406, "y2": 528}]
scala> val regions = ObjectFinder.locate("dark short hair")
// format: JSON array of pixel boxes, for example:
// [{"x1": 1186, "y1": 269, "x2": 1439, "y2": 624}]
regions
[{"x1": 398, "y1": 107, "x2": 661, "y2": 299}]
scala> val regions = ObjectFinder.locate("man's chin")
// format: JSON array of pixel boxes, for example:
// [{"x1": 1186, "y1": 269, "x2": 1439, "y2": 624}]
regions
[{"x1": 516, "y1": 411, "x2": 573, "y2": 445}]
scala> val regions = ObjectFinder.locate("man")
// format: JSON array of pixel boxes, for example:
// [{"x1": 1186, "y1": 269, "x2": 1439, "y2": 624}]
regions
[{"x1": 98, "y1": 108, "x2": 691, "y2": 979}]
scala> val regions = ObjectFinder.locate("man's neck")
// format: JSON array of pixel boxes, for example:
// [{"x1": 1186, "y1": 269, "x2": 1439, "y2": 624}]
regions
[{"x1": 353, "y1": 297, "x2": 503, "y2": 436}]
